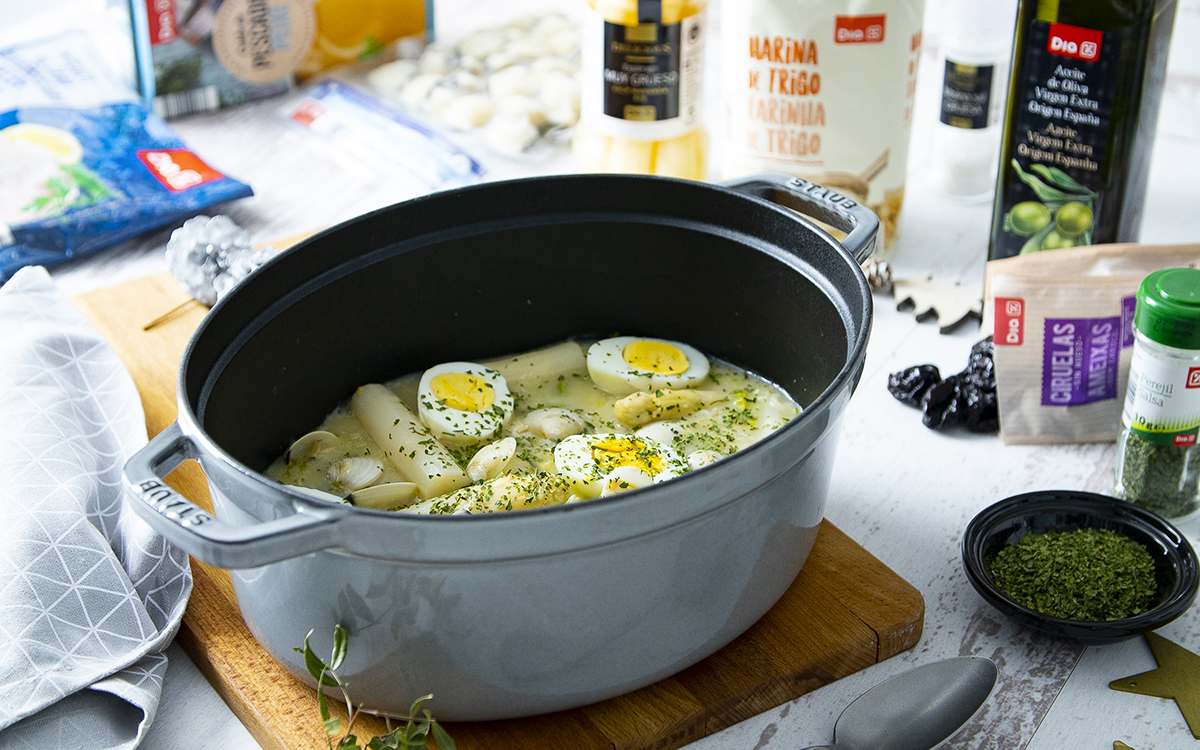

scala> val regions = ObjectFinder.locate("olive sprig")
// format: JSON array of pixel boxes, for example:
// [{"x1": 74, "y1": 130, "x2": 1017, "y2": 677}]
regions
[
  {"x1": 1005, "y1": 160, "x2": 1096, "y2": 253},
  {"x1": 295, "y1": 625, "x2": 456, "y2": 750}
]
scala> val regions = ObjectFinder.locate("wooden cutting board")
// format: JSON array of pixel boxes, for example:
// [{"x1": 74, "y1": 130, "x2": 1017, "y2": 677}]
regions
[{"x1": 70, "y1": 272, "x2": 924, "y2": 750}]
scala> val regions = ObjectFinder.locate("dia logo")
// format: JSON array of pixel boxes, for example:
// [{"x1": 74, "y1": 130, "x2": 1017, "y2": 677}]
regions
[
  {"x1": 1047, "y1": 22, "x2": 1103, "y2": 62},
  {"x1": 995, "y1": 298, "x2": 1025, "y2": 346}
]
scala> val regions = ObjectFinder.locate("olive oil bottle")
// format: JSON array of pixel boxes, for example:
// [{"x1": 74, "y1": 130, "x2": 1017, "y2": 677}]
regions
[{"x1": 988, "y1": 0, "x2": 1178, "y2": 259}]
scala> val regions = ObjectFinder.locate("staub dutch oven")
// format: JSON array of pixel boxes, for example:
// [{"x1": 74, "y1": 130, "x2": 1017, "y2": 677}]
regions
[{"x1": 123, "y1": 173, "x2": 877, "y2": 721}]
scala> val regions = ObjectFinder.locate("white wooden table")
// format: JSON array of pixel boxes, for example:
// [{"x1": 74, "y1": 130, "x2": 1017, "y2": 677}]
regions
[{"x1": 44, "y1": 1, "x2": 1200, "y2": 748}]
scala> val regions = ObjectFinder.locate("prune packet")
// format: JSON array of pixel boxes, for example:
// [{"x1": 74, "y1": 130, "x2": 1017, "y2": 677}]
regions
[{"x1": 985, "y1": 243, "x2": 1200, "y2": 445}]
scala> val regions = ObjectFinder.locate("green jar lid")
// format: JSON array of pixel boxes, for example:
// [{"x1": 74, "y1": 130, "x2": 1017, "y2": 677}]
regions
[{"x1": 1136, "y1": 268, "x2": 1200, "y2": 350}]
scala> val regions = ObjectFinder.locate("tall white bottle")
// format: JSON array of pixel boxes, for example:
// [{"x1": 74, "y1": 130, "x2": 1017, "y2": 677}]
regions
[{"x1": 927, "y1": 0, "x2": 1018, "y2": 201}]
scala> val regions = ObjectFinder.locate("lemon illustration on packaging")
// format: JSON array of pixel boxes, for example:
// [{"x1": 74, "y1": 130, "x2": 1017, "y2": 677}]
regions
[
  {"x1": 1, "y1": 123, "x2": 83, "y2": 164},
  {"x1": 1, "y1": 122, "x2": 115, "y2": 220}
]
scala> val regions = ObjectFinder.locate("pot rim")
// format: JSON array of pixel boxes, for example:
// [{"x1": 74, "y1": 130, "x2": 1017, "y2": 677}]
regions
[{"x1": 174, "y1": 174, "x2": 872, "y2": 528}]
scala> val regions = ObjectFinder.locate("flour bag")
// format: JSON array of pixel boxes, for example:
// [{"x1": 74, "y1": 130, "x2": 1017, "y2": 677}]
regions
[{"x1": 720, "y1": 0, "x2": 925, "y2": 255}]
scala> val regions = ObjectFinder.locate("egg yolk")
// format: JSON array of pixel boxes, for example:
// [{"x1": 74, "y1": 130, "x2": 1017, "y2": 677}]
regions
[
  {"x1": 430, "y1": 373, "x2": 495, "y2": 412},
  {"x1": 623, "y1": 340, "x2": 689, "y2": 374},
  {"x1": 590, "y1": 436, "x2": 667, "y2": 476}
]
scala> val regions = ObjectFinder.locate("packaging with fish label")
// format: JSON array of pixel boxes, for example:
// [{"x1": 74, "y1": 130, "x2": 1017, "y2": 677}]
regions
[
  {"x1": 985, "y1": 243, "x2": 1200, "y2": 444},
  {"x1": 0, "y1": 32, "x2": 252, "y2": 283}
]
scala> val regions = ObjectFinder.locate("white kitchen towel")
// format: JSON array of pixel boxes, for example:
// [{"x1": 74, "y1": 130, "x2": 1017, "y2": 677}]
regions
[{"x1": 0, "y1": 266, "x2": 191, "y2": 749}]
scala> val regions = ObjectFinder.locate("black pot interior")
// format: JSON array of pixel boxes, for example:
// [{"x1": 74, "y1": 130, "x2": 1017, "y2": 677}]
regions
[{"x1": 184, "y1": 176, "x2": 869, "y2": 472}]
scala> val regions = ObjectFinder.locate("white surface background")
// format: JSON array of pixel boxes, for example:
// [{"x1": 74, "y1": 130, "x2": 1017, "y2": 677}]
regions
[{"x1": 28, "y1": 0, "x2": 1200, "y2": 747}]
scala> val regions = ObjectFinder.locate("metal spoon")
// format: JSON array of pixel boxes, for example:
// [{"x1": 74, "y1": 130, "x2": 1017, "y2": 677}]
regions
[{"x1": 801, "y1": 657, "x2": 998, "y2": 750}]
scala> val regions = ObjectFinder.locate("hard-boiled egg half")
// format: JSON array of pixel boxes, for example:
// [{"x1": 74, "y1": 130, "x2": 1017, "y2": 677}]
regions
[
  {"x1": 586, "y1": 336, "x2": 710, "y2": 395},
  {"x1": 554, "y1": 433, "x2": 687, "y2": 498},
  {"x1": 417, "y1": 362, "x2": 514, "y2": 447}
]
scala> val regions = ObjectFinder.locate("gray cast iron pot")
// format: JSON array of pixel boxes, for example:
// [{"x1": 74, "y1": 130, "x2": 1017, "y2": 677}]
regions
[{"x1": 123, "y1": 173, "x2": 876, "y2": 721}]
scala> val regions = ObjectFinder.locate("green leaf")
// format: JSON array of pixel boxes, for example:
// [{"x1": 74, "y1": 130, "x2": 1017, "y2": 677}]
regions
[
  {"x1": 431, "y1": 722, "x2": 457, "y2": 750},
  {"x1": 1011, "y1": 160, "x2": 1072, "y2": 203},
  {"x1": 367, "y1": 734, "x2": 398, "y2": 750},
  {"x1": 331, "y1": 624, "x2": 349, "y2": 670},
  {"x1": 301, "y1": 630, "x2": 328, "y2": 684},
  {"x1": 294, "y1": 626, "x2": 450, "y2": 750},
  {"x1": 1030, "y1": 163, "x2": 1095, "y2": 196},
  {"x1": 318, "y1": 689, "x2": 332, "y2": 723},
  {"x1": 1019, "y1": 223, "x2": 1054, "y2": 255},
  {"x1": 25, "y1": 195, "x2": 52, "y2": 212},
  {"x1": 408, "y1": 694, "x2": 433, "y2": 717},
  {"x1": 66, "y1": 163, "x2": 118, "y2": 200}
]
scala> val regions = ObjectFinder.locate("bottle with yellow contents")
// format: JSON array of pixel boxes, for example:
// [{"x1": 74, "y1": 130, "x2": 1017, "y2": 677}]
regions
[{"x1": 573, "y1": 0, "x2": 708, "y2": 180}]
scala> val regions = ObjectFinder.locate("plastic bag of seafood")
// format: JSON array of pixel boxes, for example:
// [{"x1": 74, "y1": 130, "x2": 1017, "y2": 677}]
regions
[{"x1": 0, "y1": 32, "x2": 252, "y2": 283}]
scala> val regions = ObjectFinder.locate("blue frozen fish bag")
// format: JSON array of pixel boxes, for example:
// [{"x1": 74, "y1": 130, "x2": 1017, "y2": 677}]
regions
[{"x1": 0, "y1": 33, "x2": 252, "y2": 282}]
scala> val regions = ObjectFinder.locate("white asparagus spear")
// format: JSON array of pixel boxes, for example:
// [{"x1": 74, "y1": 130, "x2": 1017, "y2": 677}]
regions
[
  {"x1": 483, "y1": 340, "x2": 586, "y2": 385},
  {"x1": 351, "y1": 384, "x2": 471, "y2": 499}
]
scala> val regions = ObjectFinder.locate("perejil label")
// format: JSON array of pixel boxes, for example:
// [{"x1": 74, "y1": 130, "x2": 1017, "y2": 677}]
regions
[
  {"x1": 720, "y1": 0, "x2": 924, "y2": 252},
  {"x1": 1122, "y1": 342, "x2": 1200, "y2": 446}
]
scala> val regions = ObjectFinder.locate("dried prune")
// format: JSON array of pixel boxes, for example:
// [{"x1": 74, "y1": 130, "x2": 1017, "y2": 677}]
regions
[
  {"x1": 921, "y1": 374, "x2": 966, "y2": 430},
  {"x1": 965, "y1": 336, "x2": 995, "y2": 389},
  {"x1": 889, "y1": 336, "x2": 999, "y2": 433},
  {"x1": 887, "y1": 364, "x2": 941, "y2": 407},
  {"x1": 964, "y1": 386, "x2": 999, "y2": 433}
]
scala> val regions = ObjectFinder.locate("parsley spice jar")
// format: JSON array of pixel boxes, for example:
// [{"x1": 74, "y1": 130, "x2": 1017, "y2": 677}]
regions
[{"x1": 1113, "y1": 268, "x2": 1200, "y2": 521}]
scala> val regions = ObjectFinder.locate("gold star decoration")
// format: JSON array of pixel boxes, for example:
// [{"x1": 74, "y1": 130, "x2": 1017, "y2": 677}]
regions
[
  {"x1": 1109, "y1": 632, "x2": 1200, "y2": 739},
  {"x1": 1114, "y1": 742, "x2": 1136, "y2": 750}
]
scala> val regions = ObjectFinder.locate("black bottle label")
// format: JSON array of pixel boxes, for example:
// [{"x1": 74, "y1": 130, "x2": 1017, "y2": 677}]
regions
[
  {"x1": 940, "y1": 60, "x2": 994, "y2": 129},
  {"x1": 993, "y1": 20, "x2": 1121, "y2": 259},
  {"x1": 603, "y1": 19, "x2": 683, "y2": 121}
]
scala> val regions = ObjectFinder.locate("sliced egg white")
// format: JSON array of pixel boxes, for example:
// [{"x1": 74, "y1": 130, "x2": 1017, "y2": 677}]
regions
[
  {"x1": 586, "y1": 336, "x2": 710, "y2": 395},
  {"x1": 417, "y1": 362, "x2": 514, "y2": 447},
  {"x1": 553, "y1": 433, "x2": 687, "y2": 498}
]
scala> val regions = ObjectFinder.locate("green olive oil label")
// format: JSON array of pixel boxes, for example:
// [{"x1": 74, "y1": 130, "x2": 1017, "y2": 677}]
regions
[
  {"x1": 939, "y1": 60, "x2": 994, "y2": 130},
  {"x1": 993, "y1": 20, "x2": 1120, "y2": 259},
  {"x1": 1122, "y1": 344, "x2": 1200, "y2": 446}
]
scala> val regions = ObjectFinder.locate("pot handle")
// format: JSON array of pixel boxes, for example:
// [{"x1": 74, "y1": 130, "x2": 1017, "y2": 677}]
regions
[
  {"x1": 123, "y1": 422, "x2": 348, "y2": 569},
  {"x1": 721, "y1": 172, "x2": 881, "y2": 263}
]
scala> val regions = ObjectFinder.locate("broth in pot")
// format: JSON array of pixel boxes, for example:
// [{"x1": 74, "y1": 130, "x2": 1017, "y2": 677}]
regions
[{"x1": 266, "y1": 336, "x2": 799, "y2": 514}]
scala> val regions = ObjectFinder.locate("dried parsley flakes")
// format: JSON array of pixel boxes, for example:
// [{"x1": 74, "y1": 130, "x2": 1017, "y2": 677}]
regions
[
  {"x1": 1115, "y1": 431, "x2": 1200, "y2": 519},
  {"x1": 987, "y1": 528, "x2": 1157, "y2": 621}
]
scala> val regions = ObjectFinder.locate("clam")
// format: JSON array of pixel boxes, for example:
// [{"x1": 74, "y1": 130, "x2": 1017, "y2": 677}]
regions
[
  {"x1": 287, "y1": 430, "x2": 338, "y2": 464},
  {"x1": 686, "y1": 450, "x2": 723, "y2": 470},
  {"x1": 288, "y1": 486, "x2": 343, "y2": 503},
  {"x1": 326, "y1": 457, "x2": 384, "y2": 492},
  {"x1": 467, "y1": 437, "x2": 517, "y2": 483},
  {"x1": 441, "y1": 94, "x2": 495, "y2": 131},
  {"x1": 635, "y1": 420, "x2": 684, "y2": 447},
  {"x1": 513, "y1": 408, "x2": 587, "y2": 441},
  {"x1": 347, "y1": 482, "x2": 419, "y2": 510}
]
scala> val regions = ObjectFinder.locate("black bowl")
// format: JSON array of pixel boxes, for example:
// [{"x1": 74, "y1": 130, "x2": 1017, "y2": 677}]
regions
[{"x1": 962, "y1": 490, "x2": 1199, "y2": 644}]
